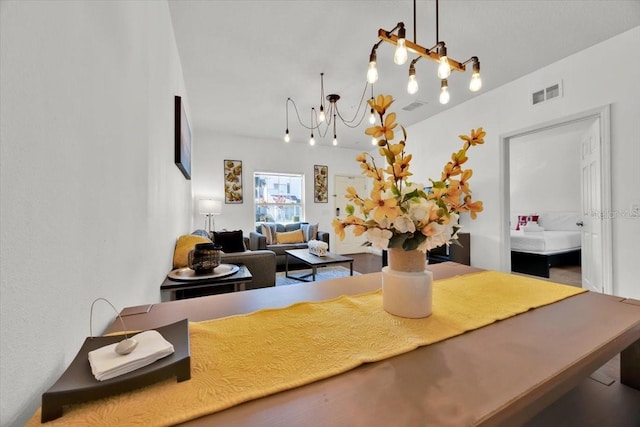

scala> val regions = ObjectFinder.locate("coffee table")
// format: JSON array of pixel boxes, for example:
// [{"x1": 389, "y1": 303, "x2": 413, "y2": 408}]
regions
[{"x1": 284, "y1": 248, "x2": 353, "y2": 282}]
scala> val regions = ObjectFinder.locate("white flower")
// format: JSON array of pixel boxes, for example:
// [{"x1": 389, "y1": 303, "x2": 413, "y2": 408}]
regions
[
  {"x1": 366, "y1": 227, "x2": 393, "y2": 250},
  {"x1": 407, "y1": 197, "x2": 433, "y2": 225},
  {"x1": 392, "y1": 215, "x2": 416, "y2": 234}
]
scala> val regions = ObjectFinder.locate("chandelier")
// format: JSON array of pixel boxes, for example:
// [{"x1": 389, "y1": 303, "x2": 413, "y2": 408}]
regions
[
  {"x1": 284, "y1": 73, "x2": 372, "y2": 146},
  {"x1": 367, "y1": 0, "x2": 481, "y2": 104}
]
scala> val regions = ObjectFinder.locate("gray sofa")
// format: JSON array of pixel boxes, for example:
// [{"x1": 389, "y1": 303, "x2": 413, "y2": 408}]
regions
[
  {"x1": 189, "y1": 231, "x2": 276, "y2": 290},
  {"x1": 249, "y1": 222, "x2": 330, "y2": 267},
  {"x1": 220, "y1": 245, "x2": 276, "y2": 290}
]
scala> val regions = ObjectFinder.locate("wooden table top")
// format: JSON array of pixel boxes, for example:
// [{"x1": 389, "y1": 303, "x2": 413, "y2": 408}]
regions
[{"x1": 107, "y1": 262, "x2": 640, "y2": 426}]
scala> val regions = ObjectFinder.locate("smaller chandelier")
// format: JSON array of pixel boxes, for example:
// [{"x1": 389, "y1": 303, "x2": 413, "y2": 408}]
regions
[
  {"x1": 367, "y1": 0, "x2": 482, "y2": 104},
  {"x1": 284, "y1": 73, "x2": 371, "y2": 146}
]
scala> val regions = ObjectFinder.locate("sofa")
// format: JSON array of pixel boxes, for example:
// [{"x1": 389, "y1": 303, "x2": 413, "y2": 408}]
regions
[
  {"x1": 249, "y1": 222, "x2": 330, "y2": 267},
  {"x1": 174, "y1": 231, "x2": 276, "y2": 290}
]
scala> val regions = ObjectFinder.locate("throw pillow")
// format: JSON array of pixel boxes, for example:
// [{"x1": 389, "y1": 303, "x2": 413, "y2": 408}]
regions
[
  {"x1": 300, "y1": 223, "x2": 319, "y2": 242},
  {"x1": 261, "y1": 224, "x2": 276, "y2": 245},
  {"x1": 275, "y1": 229, "x2": 305, "y2": 244},
  {"x1": 173, "y1": 234, "x2": 212, "y2": 268},
  {"x1": 213, "y1": 230, "x2": 246, "y2": 253}
]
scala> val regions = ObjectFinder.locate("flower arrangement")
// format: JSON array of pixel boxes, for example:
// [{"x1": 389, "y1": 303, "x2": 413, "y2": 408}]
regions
[{"x1": 332, "y1": 94, "x2": 485, "y2": 253}]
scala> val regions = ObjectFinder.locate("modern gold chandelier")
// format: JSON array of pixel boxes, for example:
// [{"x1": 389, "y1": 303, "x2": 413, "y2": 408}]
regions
[{"x1": 367, "y1": 0, "x2": 482, "y2": 104}]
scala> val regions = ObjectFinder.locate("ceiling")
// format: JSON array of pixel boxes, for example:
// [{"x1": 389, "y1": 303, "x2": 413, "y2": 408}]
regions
[{"x1": 168, "y1": 1, "x2": 640, "y2": 150}]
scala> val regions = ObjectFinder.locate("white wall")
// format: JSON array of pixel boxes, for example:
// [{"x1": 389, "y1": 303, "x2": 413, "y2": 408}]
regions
[
  {"x1": 407, "y1": 26, "x2": 640, "y2": 299},
  {"x1": 191, "y1": 131, "x2": 365, "y2": 244},
  {"x1": 0, "y1": 1, "x2": 191, "y2": 425},
  {"x1": 510, "y1": 126, "x2": 583, "y2": 216}
]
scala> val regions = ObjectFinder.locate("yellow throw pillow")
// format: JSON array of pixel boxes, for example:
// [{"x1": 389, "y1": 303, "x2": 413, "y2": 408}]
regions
[
  {"x1": 275, "y1": 229, "x2": 305, "y2": 244},
  {"x1": 173, "y1": 235, "x2": 212, "y2": 268}
]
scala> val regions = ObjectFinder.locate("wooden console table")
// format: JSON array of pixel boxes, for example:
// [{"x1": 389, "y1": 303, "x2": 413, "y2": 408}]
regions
[{"x1": 109, "y1": 263, "x2": 640, "y2": 426}]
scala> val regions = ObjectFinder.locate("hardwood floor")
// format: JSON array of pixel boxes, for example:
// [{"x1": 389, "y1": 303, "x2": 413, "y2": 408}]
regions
[{"x1": 346, "y1": 252, "x2": 639, "y2": 426}]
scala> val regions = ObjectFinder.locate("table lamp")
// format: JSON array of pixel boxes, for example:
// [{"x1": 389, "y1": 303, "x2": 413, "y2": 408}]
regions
[{"x1": 199, "y1": 199, "x2": 222, "y2": 234}]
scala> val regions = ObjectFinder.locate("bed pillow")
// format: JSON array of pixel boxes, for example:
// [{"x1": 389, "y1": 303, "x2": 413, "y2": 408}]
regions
[
  {"x1": 173, "y1": 234, "x2": 212, "y2": 268},
  {"x1": 275, "y1": 229, "x2": 305, "y2": 244},
  {"x1": 213, "y1": 230, "x2": 246, "y2": 253},
  {"x1": 539, "y1": 212, "x2": 581, "y2": 231}
]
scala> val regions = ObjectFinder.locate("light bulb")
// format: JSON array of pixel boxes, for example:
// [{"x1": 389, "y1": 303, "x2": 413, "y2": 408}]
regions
[
  {"x1": 309, "y1": 134, "x2": 315, "y2": 146},
  {"x1": 318, "y1": 107, "x2": 325, "y2": 123},
  {"x1": 469, "y1": 71, "x2": 482, "y2": 92},
  {"x1": 439, "y1": 86, "x2": 450, "y2": 105},
  {"x1": 284, "y1": 129, "x2": 290, "y2": 143},
  {"x1": 407, "y1": 74, "x2": 418, "y2": 94},
  {"x1": 438, "y1": 56, "x2": 451, "y2": 79},
  {"x1": 367, "y1": 61, "x2": 378, "y2": 84},
  {"x1": 394, "y1": 38, "x2": 408, "y2": 65},
  {"x1": 333, "y1": 135, "x2": 338, "y2": 146},
  {"x1": 369, "y1": 109, "x2": 375, "y2": 124}
]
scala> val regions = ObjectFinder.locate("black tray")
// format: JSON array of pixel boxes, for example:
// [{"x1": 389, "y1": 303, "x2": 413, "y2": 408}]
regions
[{"x1": 41, "y1": 318, "x2": 190, "y2": 422}]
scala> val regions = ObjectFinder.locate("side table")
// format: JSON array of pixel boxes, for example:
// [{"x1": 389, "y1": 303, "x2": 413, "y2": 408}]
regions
[{"x1": 160, "y1": 265, "x2": 252, "y2": 301}]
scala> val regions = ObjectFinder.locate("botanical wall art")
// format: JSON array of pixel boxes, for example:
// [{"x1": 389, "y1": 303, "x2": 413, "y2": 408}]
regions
[
  {"x1": 224, "y1": 160, "x2": 243, "y2": 203},
  {"x1": 314, "y1": 164, "x2": 328, "y2": 203},
  {"x1": 174, "y1": 95, "x2": 191, "y2": 180}
]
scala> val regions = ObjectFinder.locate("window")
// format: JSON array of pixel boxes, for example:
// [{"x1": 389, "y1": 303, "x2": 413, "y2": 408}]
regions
[{"x1": 254, "y1": 172, "x2": 304, "y2": 223}]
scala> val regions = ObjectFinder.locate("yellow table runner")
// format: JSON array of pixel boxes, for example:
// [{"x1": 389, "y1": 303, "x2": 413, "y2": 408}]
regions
[{"x1": 28, "y1": 271, "x2": 586, "y2": 426}]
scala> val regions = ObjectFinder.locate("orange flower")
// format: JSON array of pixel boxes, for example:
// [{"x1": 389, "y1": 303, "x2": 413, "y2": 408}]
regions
[
  {"x1": 463, "y1": 196, "x2": 484, "y2": 219},
  {"x1": 365, "y1": 112, "x2": 397, "y2": 141},
  {"x1": 458, "y1": 169, "x2": 473, "y2": 195},
  {"x1": 451, "y1": 149, "x2": 468, "y2": 166},
  {"x1": 459, "y1": 127, "x2": 486, "y2": 148},
  {"x1": 387, "y1": 153, "x2": 412, "y2": 180},
  {"x1": 364, "y1": 191, "x2": 401, "y2": 222},
  {"x1": 367, "y1": 94, "x2": 394, "y2": 115},
  {"x1": 332, "y1": 218, "x2": 346, "y2": 240}
]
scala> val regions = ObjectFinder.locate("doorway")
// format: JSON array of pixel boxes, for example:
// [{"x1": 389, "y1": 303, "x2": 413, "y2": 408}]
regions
[
  {"x1": 500, "y1": 106, "x2": 612, "y2": 294},
  {"x1": 333, "y1": 174, "x2": 368, "y2": 254}
]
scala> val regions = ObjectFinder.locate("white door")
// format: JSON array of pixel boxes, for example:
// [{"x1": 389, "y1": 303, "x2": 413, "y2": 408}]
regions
[
  {"x1": 333, "y1": 175, "x2": 368, "y2": 254},
  {"x1": 580, "y1": 119, "x2": 603, "y2": 293}
]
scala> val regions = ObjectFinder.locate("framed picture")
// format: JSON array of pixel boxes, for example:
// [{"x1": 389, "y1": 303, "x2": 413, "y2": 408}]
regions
[
  {"x1": 174, "y1": 96, "x2": 191, "y2": 180},
  {"x1": 224, "y1": 160, "x2": 243, "y2": 203},
  {"x1": 314, "y1": 165, "x2": 328, "y2": 203}
]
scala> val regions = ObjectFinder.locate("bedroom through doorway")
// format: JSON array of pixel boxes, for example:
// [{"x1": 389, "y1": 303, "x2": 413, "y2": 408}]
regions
[{"x1": 501, "y1": 106, "x2": 612, "y2": 294}]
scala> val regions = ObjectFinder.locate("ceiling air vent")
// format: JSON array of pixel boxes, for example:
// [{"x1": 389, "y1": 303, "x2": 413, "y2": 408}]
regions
[
  {"x1": 531, "y1": 81, "x2": 563, "y2": 106},
  {"x1": 402, "y1": 101, "x2": 427, "y2": 111}
]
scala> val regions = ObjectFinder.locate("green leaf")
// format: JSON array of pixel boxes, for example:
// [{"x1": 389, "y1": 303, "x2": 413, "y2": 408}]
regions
[
  {"x1": 402, "y1": 233, "x2": 425, "y2": 251},
  {"x1": 346, "y1": 204, "x2": 355, "y2": 215},
  {"x1": 388, "y1": 234, "x2": 407, "y2": 248}
]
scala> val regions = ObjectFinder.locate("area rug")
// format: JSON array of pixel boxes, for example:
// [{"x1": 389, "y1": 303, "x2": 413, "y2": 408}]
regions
[{"x1": 276, "y1": 266, "x2": 361, "y2": 286}]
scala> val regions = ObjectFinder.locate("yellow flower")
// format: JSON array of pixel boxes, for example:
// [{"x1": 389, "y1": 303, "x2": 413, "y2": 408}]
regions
[
  {"x1": 459, "y1": 127, "x2": 486, "y2": 148},
  {"x1": 332, "y1": 218, "x2": 346, "y2": 240},
  {"x1": 365, "y1": 112, "x2": 397, "y2": 141},
  {"x1": 458, "y1": 169, "x2": 473, "y2": 195},
  {"x1": 334, "y1": 94, "x2": 484, "y2": 253},
  {"x1": 364, "y1": 190, "x2": 401, "y2": 222},
  {"x1": 387, "y1": 153, "x2": 412, "y2": 180},
  {"x1": 463, "y1": 196, "x2": 484, "y2": 219},
  {"x1": 368, "y1": 94, "x2": 393, "y2": 115}
]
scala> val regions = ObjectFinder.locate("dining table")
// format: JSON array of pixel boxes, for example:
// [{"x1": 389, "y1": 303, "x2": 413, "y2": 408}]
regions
[{"x1": 103, "y1": 262, "x2": 640, "y2": 426}]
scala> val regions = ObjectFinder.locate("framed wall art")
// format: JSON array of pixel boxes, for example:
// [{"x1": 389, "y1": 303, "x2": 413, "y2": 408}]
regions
[
  {"x1": 314, "y1": 165, "x2": 328, "y2": 203},
  {"x1": 224, "y1": 160, "x2": 243, "y2": 203},
  {"x1": 174, "y1": 95, "x2": 191, "y2": 180}
]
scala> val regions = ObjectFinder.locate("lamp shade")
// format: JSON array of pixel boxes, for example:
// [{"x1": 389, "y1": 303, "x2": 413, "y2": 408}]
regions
[{"x1": 199, "y1": 199, "x2": 222, "y2": 215}]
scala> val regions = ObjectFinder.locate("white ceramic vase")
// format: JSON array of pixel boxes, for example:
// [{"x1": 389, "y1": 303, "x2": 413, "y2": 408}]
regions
[{"x1": 382, "y1": 248, "x2": 433, "y2": 318}]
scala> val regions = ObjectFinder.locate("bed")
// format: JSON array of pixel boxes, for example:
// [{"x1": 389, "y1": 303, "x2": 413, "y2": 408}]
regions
[{"x1": 510, "y1": 212, "x2": 582, "y2": 278}]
